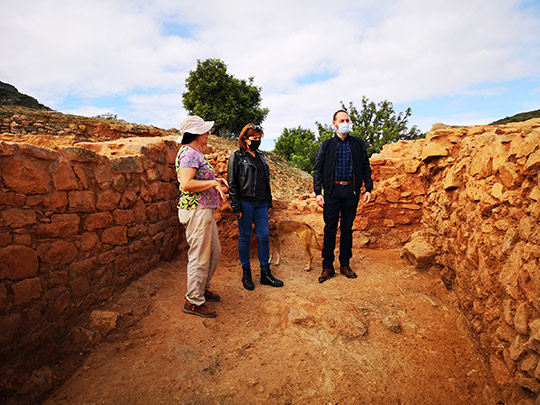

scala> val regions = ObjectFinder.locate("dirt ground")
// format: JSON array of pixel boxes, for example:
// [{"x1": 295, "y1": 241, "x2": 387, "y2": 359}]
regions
[{"x1": 42, "y1": 210, "x2": 502, "y2": 405}]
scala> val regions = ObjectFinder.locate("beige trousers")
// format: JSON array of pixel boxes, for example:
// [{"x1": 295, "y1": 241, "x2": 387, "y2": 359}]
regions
[{"x1": 178, "y1": 208, "x2": 221, "y2": 306}]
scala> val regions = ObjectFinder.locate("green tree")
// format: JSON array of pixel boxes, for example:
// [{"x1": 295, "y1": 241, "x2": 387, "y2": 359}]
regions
[
  {"x1": 273, "y1": 127, "x2": 318, "y2": 172},
  {"x1": 274, "y1": 96, "x2": 422, "y2": 173},
  {"x1": 182, "y1": 58, "x2": 269, "y2": 138},
  {"x1": 317, "y1": 97, "x2": 422, "y2": 156}
]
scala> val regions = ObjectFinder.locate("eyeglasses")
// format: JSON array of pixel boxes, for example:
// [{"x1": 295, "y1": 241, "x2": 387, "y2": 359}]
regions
[{"x1": 249, "y1": 125, "x2": 262, "y2": 130}]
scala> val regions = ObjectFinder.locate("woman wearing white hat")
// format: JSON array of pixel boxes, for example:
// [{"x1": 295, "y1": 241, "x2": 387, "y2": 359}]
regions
[{"x1": 175, "y1": 115, "x2": 228, "y2": 318}]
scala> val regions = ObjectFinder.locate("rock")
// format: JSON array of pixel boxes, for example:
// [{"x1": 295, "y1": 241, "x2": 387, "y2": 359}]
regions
[
  {"x1": 515, "y1": 372, "x2": 540, "y2": 393},
  {"x1": 503, "y1": 299, "x2": 514, "y2": 325},
  {"x1": 441, "y1": 268, "x2": 456, "y2": 290},
  {"x1": 324, "y1": 310, "x2": 368, "y2": 341},
  {"x1": 17, "y1": 366, "x2": 54, "y2": 395},
  {"x1": 2, "y1": 155, "x2": 50, "y2": 193},
  {"x1": 521, "y1": 353, "x2": 540, "y2": 376},
  {"x1": 524, "y1": 148, "x2": 540, "y2": 173},
  {"x1": 382, "y1": 316, "x2": 402, "y2": 333},
  {"x1": 89, "y1": 310, "x2": 118, "y2": 338},
  {"x1": 110, "y1": 156, "x2": 144, "y2": 173},
  {"x1": 510, "y1": 335, "x2": 529, "y2": 362},
  {"x1": 530, "y1": 319, "x2": 540, "y2": 342},
  {"x1": 400, "y1": 233, "x2": 436, "y2": 270},
  {"x1": 0, "y1": 245, "x2": 39, "y2": 279},
  {"x1": 443, "y1": 170, "x2": 461, "y2": 190},
  {"x1": 421, "y1": 142, "x2": 449, "y2": 161},
  {"x1": 356, "y1": 234, "x2": 370, "y2": 246},
  {"x1": 71, "y1": 326, "x2": 98, "y2": 346},
  {"x1": 515, "y1": 303, "x2": 530, "y2": 335}
]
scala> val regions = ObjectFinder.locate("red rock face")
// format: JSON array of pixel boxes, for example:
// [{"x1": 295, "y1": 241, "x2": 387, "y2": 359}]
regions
[{"x1": 2, "y1": 155, "x2": 51, "y2": 194}]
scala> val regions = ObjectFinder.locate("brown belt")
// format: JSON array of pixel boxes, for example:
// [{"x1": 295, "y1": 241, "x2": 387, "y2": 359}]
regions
[{"x1": 334, "y1": 180, "x2": 352, "y2": 185}]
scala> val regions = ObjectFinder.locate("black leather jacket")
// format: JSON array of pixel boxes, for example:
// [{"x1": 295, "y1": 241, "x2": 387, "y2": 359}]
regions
[
  {"x1": 227, "y1": 149, "x2": 273, "y2": 213},
  {"x1": 313, "y1": 134, "x2": 373, "y2": 196}
]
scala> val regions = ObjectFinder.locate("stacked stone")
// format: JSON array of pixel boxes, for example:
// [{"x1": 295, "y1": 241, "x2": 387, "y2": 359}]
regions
[
  {"x1": 416, "y1": 120, "x2": 540, "y2": 402},
  {"x1": 0, "y1": 136, "x2": 181, "y2": 379},
  {"x1": 0, "y1": 106, "x2": 174, "y2": 140},
  {"x1": 355, "y1": 139, "x2": 427, "y2": 248}
]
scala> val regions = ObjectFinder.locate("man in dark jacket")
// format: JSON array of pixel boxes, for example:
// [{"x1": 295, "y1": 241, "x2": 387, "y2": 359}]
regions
[{"x1": 313, "y1": 109, "x2": 373, "y2": 283}]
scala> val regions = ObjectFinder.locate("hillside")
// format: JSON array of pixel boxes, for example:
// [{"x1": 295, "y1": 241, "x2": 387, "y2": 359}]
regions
[
  {"x1": 0, "y1": 82, "x2": 51, "y2": 111},
  {"x1": 490, "y1": 108, "x2": 540, "y2": 125}
]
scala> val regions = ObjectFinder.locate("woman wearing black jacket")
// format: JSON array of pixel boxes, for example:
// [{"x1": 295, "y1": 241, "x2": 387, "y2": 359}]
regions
[{"x1": 227, "y1": 124, "x2": 283, "y2": 290}]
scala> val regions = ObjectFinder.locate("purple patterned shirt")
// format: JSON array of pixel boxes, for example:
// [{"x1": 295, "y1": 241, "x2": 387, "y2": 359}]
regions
[{"x1": 175, "y1": 145, "x2": 219, "y2": 209}]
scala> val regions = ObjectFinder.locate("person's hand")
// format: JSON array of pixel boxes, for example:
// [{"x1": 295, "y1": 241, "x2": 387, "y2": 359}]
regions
[
  {"x1": 214, "y1": 180, "x2": 227, "y2": 201},
  {"x1": 234, "y1": 212, "x2": 242, "y2": 220},
  {"x1": 217, "y1": 177, "x2": 229, "y2": 192},
  {"x1": 316, "y1": 194, "x2": 324, "y2": 208},
  {"x1": 362, "y1": 192, "x2": 371, "y2": 204},
  {"x1": 268, "y1": 207, "x2": 272, "y2": 215}
]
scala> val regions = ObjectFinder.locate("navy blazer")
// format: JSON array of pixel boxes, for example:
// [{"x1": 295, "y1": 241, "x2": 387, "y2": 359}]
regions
[{"x1": 313, "y1": 134, "x2": 373, "y2": 196}]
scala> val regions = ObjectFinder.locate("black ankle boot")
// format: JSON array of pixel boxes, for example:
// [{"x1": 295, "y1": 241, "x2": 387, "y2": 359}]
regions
[
  {"x1": 260, "y1": 268, "x2": 283, "y2": 287},
  {"x1": 242, "y1": 267, "x2": 254, "y2": 291}
]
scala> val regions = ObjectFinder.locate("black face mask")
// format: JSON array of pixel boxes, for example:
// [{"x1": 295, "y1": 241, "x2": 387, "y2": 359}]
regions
[{"x1": 248, "y1": 140, "x2": 261, "y2": 151}]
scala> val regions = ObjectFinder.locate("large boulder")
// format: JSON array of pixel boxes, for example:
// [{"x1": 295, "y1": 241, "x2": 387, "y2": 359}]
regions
[{"x1": 400, "y1": 232, "x2": 436, "y2": 270}]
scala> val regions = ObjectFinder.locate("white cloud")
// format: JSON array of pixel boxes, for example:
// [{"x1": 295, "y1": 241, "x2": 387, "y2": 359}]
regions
[{"x1": 1, "y1": 0, "x2": 540, "y2": 148}]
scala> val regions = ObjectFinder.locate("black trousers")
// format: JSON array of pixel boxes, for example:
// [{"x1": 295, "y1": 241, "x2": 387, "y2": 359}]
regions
[{"x1": 322, "y1": 185, "x2": 360, "y2": 269}]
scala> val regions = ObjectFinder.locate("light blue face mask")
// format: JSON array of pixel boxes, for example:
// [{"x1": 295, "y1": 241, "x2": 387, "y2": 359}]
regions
[{"x1": 336, "y1": 122, "x2": 353, "y2": 134}]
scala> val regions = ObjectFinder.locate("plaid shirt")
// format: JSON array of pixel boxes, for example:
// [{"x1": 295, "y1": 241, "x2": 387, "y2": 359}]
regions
[{"x1": 334, "y1": 135, "x2": 353, "y2": 181}]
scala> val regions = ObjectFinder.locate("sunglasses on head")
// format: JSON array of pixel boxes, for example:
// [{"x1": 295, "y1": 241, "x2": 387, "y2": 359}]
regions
[{"x1": 249, "y1": 125, "x2": 262, "y2": 130}]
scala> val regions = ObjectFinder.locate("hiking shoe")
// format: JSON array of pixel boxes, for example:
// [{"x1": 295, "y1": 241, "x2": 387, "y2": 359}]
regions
[
  {"x1": 183, "y1": 301, "x2": 216, "y2": 318},
  {"x1": 204, "y1": 290, "x2": 221, "y2": 302}
]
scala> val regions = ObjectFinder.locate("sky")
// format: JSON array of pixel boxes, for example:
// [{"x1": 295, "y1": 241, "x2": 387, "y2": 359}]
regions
[{"x1": 2, "y1": 0, "x2": 540, "y2": 150}]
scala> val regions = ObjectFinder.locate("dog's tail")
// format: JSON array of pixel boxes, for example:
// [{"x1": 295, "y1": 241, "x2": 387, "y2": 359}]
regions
[{"x1": 308, "y1": 224, "x2": 322, "y2": 250}]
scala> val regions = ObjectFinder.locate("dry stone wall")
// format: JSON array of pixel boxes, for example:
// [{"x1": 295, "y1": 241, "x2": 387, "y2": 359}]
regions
[
  {"x1": 379, "y1": 119, "x2": 540, "y2": 402},
  {"x1": 0, "y1": 135, "x2": 183, "y2": 373},
  {"x1": 356, "y1": 140, "x2": 427, "y2": 247}
]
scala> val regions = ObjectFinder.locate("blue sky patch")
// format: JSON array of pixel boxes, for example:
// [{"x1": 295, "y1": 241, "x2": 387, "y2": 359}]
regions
[
  {"x1": 296, "y1": 70, "x2": 338, "y2": 85},
  {"x1": 161, "y1": 21, "x2": 196, "y2": 38}
]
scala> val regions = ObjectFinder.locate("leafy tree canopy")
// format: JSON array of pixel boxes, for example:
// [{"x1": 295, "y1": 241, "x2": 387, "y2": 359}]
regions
[
  {"x1": 273, "y1": 127, "x2": 318, "y2": 172},
  {"x1": 273, "y1": 96, "x2": 423, "y2": 173},
  {"x1": 317, "y1": 97, "x2": 423, "y2": 156},
  {"x1": 182, "y1": 58, "x2": 269, "y2": 138}
]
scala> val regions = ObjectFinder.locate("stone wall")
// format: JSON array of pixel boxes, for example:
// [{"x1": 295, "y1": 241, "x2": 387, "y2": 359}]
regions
[
  {"x1": 356, "y1": 140, "x2": 427, "y2": 247},
  {"x1": 0, "y1": 136, "x2": 182, "y2": 376},
  {"x1": 383, "y1": 119, "x2": 540, "y2": 402}
]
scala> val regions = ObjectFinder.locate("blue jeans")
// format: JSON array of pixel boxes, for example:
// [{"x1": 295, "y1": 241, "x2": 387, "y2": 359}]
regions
[
  {"x1": 322, "y1": 185, "x2": 360, "y2": 269},
  {"x1": 237, "y1": 200, "x2": 270, "y2": 271}
]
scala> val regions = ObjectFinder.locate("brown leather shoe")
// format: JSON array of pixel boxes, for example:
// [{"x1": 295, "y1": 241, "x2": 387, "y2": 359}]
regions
[
  {"x1": 204, "y1": 290, "x2": 221, "y2": 302},
  {"x1": 318, "y1": 268, "x2": 335, "y2": 283},
  {"x1": 340, "y1": 266, "x2": 357, "y2": 279},
  {"x1": 183, "y1": 301, "x2": 217, "y2": 318}
]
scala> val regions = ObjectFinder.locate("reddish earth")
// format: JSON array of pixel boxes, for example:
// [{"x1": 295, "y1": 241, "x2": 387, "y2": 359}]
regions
[{"x1": 44, "y1": 211, "x2": 500, "y2": 404}]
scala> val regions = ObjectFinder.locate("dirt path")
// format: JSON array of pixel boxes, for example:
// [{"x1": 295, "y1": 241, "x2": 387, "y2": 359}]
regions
[{"x1": 44, "y1": 220, "x2": 501, "y2": 405}]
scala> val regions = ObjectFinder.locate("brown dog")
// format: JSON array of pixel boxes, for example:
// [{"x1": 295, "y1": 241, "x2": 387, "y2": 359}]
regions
[{"x1": 269, "y1": 220, "x2": 321, "y2": 271}]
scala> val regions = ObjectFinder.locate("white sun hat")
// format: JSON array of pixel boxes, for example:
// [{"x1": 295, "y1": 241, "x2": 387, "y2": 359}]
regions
[{"x1": 176, "y1": 115, "x2": 214, "y2": 143}]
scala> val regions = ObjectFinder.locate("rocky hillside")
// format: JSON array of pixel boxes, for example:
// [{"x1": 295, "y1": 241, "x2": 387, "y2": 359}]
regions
[
  {"x1": 490, "y1": 108, "x2": 540, "y2": 125},
  {"x1": 0, "y1": 82, "x2": 51, "y2": 111}
]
